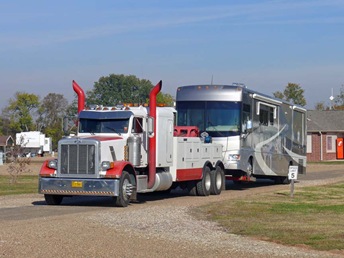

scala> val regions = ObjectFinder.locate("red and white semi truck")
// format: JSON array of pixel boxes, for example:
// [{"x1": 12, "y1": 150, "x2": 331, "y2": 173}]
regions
[{"x1": 39, "y1": 81, "x2": 225, "y2": 207}]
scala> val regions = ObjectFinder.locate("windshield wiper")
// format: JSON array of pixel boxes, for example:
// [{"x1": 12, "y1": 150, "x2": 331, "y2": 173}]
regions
[{"x1": 105, "y1": 127, "x2": 121, "y2": 135}]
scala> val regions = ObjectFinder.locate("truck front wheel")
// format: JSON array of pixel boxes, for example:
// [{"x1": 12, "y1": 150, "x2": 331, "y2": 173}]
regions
[
  {"x1": 44, "y1": 194, "x2": 63, "y2": 205},
  {"x1": 114, "y1": 171, "x2": 133, "y2": 207}
]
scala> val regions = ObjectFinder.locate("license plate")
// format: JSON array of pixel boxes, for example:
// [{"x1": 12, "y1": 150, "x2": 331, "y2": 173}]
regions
[{"x1": 71, "y1": 181, "x2": 83, "y2": 188}]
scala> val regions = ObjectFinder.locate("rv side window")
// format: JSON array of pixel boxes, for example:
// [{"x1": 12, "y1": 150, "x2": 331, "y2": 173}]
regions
[
  {"x1": 258, "y1": 102, "x2": 275, "y2": 126},
  {"x1": 293, "y1": 111, "x2": 304, "y2": 146}
]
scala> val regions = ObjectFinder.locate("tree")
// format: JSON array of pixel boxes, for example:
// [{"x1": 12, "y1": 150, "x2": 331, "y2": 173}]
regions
[
  {"x1": 273, "y1": 91, "x2": 284, "y2": 100},
  {"x1": 85, "y1": 74, "x2": 175, "y2": 106},
  {"x1": 37, "y1": 93, "x2": 68, "y2": 150},
  {"x1": 333, "y1": 84, "x2": 344, "y2": 110},
  {"x1": 273, "y1": 83, "x2": 306, "y2": 107},
  {"x1": 2, "y1": 92, "x2": 40, "y2": 134},
  {"x1": 86, "y1": 74, "x2": 153, "y2": 106},
  {"x1": 156, "y1": 92, "x2": 174, "y2": 106},
  {"x1": 314, "y1": 102, "x2": 326, "y2": 111},
  {"x1": 0, "y1": 116, "x2": 11, "y2": 136},
  {"x1": 6, "y1": 136, "x2": 31, "y2": 184}
]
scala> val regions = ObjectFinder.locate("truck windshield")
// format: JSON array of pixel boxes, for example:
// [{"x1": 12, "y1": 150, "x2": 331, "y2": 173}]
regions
[
  {"x1": 79, "y1": 119, "x2": 129, "y2": 134},
  {"x1": 176, "y1": 101, "x2": 241, "y2": 137}
]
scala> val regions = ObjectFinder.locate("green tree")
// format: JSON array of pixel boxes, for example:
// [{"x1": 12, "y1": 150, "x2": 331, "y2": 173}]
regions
[
  {"x1": 86, "y1": 74, "x2": 153, "y2": 105},
  {"x1": 0, "y1": 116, "x2": 11, "y2": 136},
  {"x1": 2, "y1": 92, "x2": 40, "y2": 133},
  {"x1": 156, "y1": 92, "x2": 174, "y2": 106},
  {"x1": 314, "y1": 102, "x2": 327, "y2": 111},
  {"x1": 86, "y1": 74, "x2": 173, "y2": 106},
  {"x1": 273, "y1": 91, "x2": 284, "y2": 100},
  {"x1": 273, "y1": 83, "x2": 306, "y2": 107},
  {"x1": 333, "y1": 85, "x2": 344, "y2": 110},
  {"x1": 37, "y1": 93, "x2": 68, "y2": 150}
]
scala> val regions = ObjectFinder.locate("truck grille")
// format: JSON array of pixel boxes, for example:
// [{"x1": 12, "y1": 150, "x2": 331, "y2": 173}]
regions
[{"x1": 60, "y1": 144, "x2": 96, "y2": 175}]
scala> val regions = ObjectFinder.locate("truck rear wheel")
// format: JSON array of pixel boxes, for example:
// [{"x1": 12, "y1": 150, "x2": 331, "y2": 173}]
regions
[
  {"x1": 210, "y1": 167, "x2": 224, "y2": 195},
  {"x1": 44, "y1": 194, "x2": 63, "y2": 205},
  {"x1": 114, "y1": 171, "x2": 133, "y2": 207},
  {"x1": 187, "y1": 181, "x2": 197, "y2": 196},
  {"x1": 196, "y1": 167, "x2": 211, "y2": 196}
]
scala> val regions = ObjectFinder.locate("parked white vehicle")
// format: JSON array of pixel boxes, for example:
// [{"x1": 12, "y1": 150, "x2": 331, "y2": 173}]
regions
[{"x1": 16, "y1": 131, "x2": 52, "y2": 156}]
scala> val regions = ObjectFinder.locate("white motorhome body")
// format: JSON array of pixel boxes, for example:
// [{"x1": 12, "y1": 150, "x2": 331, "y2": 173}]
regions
[
  {"x1": 16, "y1": 131, "x2": 52, "y2": 155},
  {"x1": 176, "y1": 85, "x2": 307, "y2": 182}
]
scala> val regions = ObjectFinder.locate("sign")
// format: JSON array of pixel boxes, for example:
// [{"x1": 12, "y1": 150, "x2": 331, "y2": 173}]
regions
[{"x1": 288, "y1": 165, "x2": 298, "y2": 180}]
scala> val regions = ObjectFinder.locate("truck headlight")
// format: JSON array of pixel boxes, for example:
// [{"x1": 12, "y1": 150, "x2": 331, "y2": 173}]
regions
[
  {"x1": 47, "y1": 160, "x2": 58, "y2": 169},
  {"x1": 101, "y1": 161, "x2": 114, "y2": 170},
  {"x1": 228, "y1": 154, "x2": 240, "y2": 161}
]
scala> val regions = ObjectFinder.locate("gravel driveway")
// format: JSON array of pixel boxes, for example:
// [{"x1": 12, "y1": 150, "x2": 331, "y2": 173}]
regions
[{"x1": 1, "y1": 162, "x2": 344, "y2": 258}]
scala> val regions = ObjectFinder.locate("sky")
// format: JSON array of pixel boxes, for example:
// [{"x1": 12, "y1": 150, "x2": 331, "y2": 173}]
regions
[{"x1": 1, "y1": 0, "x2": 344, "y2": 110}]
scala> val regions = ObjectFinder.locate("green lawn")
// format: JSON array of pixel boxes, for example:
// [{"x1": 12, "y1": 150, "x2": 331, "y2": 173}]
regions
[
  {"x1": 193, "y1": 183, "x2": 344, "y2": 251},
  {"x1": 0, "y1": 175, "x2": 39, "y2": 196}
]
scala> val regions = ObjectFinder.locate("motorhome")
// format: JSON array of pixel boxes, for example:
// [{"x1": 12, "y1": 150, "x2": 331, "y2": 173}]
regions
[{"x1": 176, "y1": 84, "x2": 306, "y2": 183}]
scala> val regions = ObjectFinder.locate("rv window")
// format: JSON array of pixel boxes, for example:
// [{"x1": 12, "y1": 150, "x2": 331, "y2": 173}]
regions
[
  {"x1": 256, "y1": 101, "x2": 276, "y2": 126},
  {"x1": 259, "y1": 106, "x2": 274, "y2": 126},
  {"x1": 293, "y1": 111, "x2": 305, "y2": 146}
]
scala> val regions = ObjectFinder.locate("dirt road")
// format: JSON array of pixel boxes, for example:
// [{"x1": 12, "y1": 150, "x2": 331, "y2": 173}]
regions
[{"x1": 1, "y1": 161, "x2": 344, "y2": 258}]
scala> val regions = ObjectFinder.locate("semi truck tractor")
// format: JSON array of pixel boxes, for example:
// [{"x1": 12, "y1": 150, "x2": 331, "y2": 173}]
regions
[{"x1": 39, "y1": 81, "x2": 225, "y2": 207}]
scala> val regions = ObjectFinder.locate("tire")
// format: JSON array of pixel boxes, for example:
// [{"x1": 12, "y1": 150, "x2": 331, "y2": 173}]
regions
[
  {"x1": 247, "y1": 158, "x2": 253, "y2": 176},
  {"x1": 44, "y1": 194, "x2": 63, "y2": 205},
  {"x1": 275, "y1": 176, "x2": 291, "y2": 185},
  {"x1": 210, "y1": 167, "x2": 224, "y2": 195},
  {"x1": 114, "y1": 171, "x2": 134, "y2": 207},
  {"x1": 196, "y1": 167, "x2": 211, "y2": 196},
  {"x1": 187, "y1": 181, "x2": 198, "y2": 196}
]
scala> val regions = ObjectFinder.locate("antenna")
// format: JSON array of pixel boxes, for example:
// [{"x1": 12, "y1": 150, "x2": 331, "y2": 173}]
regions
[
  {"x1": 210, "y1": 75, "x2": 213, "y2": 85},
  {"x1": 329, "y1": 88, "x2": 334, "y2": 110}
]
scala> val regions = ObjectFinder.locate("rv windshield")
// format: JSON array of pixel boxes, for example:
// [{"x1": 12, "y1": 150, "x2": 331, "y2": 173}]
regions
[
  {"x1": 177, "y1": 101, "x2": 241, "y2": 137},
  {"x1": 79, "y1": 118, "x2": 129, "y2": 134}
]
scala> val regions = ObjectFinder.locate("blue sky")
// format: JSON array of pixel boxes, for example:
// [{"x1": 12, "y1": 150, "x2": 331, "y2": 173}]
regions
[{"x1": 1, "y1": 0, "x2": 344, "y2": 110}]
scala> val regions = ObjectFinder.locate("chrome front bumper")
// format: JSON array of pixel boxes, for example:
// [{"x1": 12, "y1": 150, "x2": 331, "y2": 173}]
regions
[{"x1": 39, "y1": 177, "x2": 120, "y2": 196}]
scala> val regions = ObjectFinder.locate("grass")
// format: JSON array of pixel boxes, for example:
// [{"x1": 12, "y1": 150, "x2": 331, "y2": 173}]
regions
[
  {"x1": 0, "y1": 175, "x2": 39, "y2": 196},
  {"x1": 193, "y1": 183, "x2": 344, "y2": 251},
  {"x1": 309, "y1": 160, "x2": 344, "y2": 165}
]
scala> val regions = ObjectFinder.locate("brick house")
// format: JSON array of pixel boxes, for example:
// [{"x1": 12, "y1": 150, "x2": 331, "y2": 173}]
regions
[{"x1": 307, "y1": 110, "x2": 344, "y2": 162}]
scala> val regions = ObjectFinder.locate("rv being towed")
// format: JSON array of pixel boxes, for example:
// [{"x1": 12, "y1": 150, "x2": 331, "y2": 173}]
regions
[
  {"x1": 176, "y1": 84, "x2": 307, "y2": 183},
  {"x1": 39, "y1": 81, "x2": 224, "y2": 207}
]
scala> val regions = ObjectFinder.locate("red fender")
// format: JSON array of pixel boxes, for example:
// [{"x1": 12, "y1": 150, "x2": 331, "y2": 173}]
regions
[
  {"x1": 39, "y1": 159, "x2": 56, "y2": 176},
  {"x1": 104, "y1": 161, "x2": 135, "y2": 178}
]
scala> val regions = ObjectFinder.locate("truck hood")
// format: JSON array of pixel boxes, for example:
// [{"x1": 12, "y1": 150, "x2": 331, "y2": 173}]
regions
[{"x1": 77, "y1": 135, "x2": 124, "y2": 142}]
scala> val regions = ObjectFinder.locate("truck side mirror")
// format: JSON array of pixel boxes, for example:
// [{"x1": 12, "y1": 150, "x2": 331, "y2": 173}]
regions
[
  {"x1": 147, "y1": 117, "x2": 155, "y2": 138},
  {"x1": 63, "y1": 117, "x2": 69, "y2": 135},
  {"x1": 246, "y1": 120, "x2": 253, "y2": 133}
]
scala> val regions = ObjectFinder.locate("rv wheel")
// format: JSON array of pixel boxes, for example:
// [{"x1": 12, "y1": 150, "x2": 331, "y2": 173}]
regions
[
  {"x1": 275, "y1": 176, "x2": 291, "y2": 185},
  {"x1": 210, "y1": 167, "x2": 224, "y2": 195}
]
